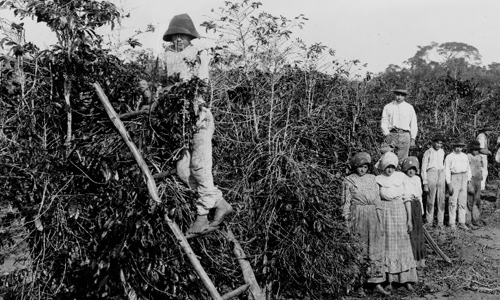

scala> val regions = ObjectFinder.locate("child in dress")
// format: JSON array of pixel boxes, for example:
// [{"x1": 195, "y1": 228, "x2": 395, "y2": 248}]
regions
[
  {"x1": 342, "y1": 152, "x2": 388, "y2": 295},
  {"x1": 402, "y1": 157, "x2": 427, "y2": 268},
  {"x1": 376, "y1": 152, "x2": 418, "y2": 291}
]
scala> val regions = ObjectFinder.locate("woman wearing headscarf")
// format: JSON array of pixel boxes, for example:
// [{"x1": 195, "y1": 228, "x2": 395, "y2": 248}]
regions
[
  {"x1": 342, "y1": 152, "x2": 388, "y2": 295},
  {"x1": 376, "y1": 152, "x2": 418, "y2": 291}
]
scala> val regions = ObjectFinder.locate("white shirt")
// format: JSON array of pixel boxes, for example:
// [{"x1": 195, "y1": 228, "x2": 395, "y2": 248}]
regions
[
  {"x1": 444, "y1": 152, "x2": 472, "y2": 184},
  {"x1": 421, "y1": 147, "x2": 445, "y2": 184},
  {"x1": 406, "y1": 175, "x2": 423, "y2": 211},
  {"x1": 162, "y1": 45, "x2": 210, "y2": 82},
  {"x1": 381, "y1": 101, "x2": 418, "y2": 139}
]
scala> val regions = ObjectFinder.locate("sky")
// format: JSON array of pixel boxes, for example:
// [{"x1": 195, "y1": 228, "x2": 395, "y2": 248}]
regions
[{"x1": 1, "y1": 0, "x2": 500, "y2": 74}]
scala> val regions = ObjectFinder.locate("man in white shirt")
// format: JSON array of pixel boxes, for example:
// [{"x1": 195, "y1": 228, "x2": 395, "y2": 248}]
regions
[
  {"x1": 380, "y1": 87, "x2": 418, "y2": 165},
  {"x1": 476, "y1": 127, "x2": 493, "y2": 191},
  {"x1": 421, "y1": 134, "x2": 446, "y2": 228},
  {"x1": 444, "y1": 138, "x2": 472, "y2": 230}
]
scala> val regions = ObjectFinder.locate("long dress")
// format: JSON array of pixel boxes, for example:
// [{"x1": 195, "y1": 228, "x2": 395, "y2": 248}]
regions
[
  {"x1": 406, "y1": 174, "x2": 427, "y2": 268},
  {"x1": 375, "y1": 171, "x2": 418, "y2": 283},
  {"x1": 342, "y1": 173, "x2": 385, "y2": 283}
]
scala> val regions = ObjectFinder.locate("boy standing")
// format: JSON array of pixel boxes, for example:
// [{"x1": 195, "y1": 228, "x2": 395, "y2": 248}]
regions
[
  {"x1": 421, "y1": 134, "x2": 446, "y2": 228},
  {"x1": 444, "y1": 138, "x2": 472, "y2": 230},
  {"x1": 151, "y1": 14, "x2": 233, "y2": 234},
  {"x1": 467, "y1": 141, "x2": 484, "y2": 229}
]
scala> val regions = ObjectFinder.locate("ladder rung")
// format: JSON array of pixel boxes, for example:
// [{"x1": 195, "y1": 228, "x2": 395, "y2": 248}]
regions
[
  {"x1": 185, "y1": 226, "x2": 220, "y2": 239},
  {"x1": 221, "y1": 283, "x2": 250, "y2": 300}
]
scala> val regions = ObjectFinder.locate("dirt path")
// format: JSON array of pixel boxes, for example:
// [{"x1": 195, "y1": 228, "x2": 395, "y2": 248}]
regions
[{"x1": 406, "y1": 183, "x2": 500, "y2": 300}]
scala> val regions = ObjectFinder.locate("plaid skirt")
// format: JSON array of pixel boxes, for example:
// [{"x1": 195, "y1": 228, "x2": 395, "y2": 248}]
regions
[
  {"x1": 351, "y1": 204, "x2": 385, "y2": 283},
  {"x1": 380, "y1": 200, "x2": 417, "y2": 282}
]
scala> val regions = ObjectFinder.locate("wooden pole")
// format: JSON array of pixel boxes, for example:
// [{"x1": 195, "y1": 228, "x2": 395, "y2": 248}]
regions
[
  {"x1": 93, "y1": 82, "x2": 223, "y2": 300},
  {"x1": 225, "y1": 228, "x2": 265, "y2": 300}
]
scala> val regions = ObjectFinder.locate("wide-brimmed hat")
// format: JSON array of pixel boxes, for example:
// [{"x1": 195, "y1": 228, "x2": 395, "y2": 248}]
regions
[
  {"x1": 390, "y1": 85, "x2": 408, "y2": 95},
  {"x1": 350, "y1": 152, "x2": 371, "y2": 168},
  {"x1": 163, "y1": 14, "x2": 201, "y2": 42},
  {"x1": 432, "y1": 134, "x2": 446, "y2": 142},
  {"x1": 451, "y1": 138, "x2": 466, "y2": 147},
  {"x1": 468, "y1": 140, "x2": 481, "y2": 151},
  {"x1": 401, "y1": 156, "x2": 419, "y2": 173}
]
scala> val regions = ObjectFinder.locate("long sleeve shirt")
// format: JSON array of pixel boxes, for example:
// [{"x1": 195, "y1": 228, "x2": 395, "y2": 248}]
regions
[
  {"x1": 380, "y1": 101, "x2": 418, "y2": 139},
  {"x1": 162, "y1": 44, "x2": 210, "y2": 82},
  {"x1": 342, "y1": 173, "x2": 382, "y2": 220},
  {"x1": 420, "y1": 147, "x2": 445, "y2": 184},
  {"x1": 406, "y1": 175, "x2": 423, "y2": 212},
  {"x1": 444, "y1": 152, "x2": 472, "y2": 184}
]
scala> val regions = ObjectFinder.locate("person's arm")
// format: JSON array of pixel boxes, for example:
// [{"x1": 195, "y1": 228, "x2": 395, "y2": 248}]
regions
[
  {"x1": 381, "y1": 105, "x2": 391, "y2": 136},
  {"x1": 341, "y1": 179, "x2": 352, "y2": 222},
  {"x1": 421, "y1": 150, "x2": 430, "y2": 185},
  {"x1": 196, "y1": 48, "x2": 211, "y2": 82},
  {"x1": 405, "y1": 200, "x2": 413, "y2": 233},
  {"x1": 402, "y1": 174, "x2": 413, "y2": 233},
  {"x1": 445, "y1": 154, "x2": 454, "y2": 195},
  {"x1": 478, "y1": 134, "x2": 492, "y2": 155},
  {"x1": 466, "y1": 154, "x2": 472, "y2": 181},
  {"x1": 409, "y1": 105, "x2": 418, "y2": 146}
]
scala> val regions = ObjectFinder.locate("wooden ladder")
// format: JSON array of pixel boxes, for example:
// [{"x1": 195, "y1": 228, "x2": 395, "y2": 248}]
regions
[{"x1": 94, "y1": 83, "x2": 265, "y2": 300}]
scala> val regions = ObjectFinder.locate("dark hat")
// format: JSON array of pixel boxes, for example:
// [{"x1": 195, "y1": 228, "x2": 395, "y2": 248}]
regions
[
  {"x1": 478, "y1": 126, "x2": 494, "y2": 132},
  {"x1": 468, "y1": 140, "x2": 481, "y2": 151},
  {"x1": 401, "y1": 156, "x2": 419, "y2": 173},
  {"x1": 350, "y1": 152, "x2": 371, "y2": 168},
  {"x1": 432, "y1": 134, "x2": 446, "y2": 142},
  {"x1": 163, "y1": 14, "x2": 200, "y2": 42},
  {"x1": 451, "y1": 138, "x2": 466, "y2": 147},
  {"x1": 390, "y1": 85, "x2": 408, "y2": 95}
]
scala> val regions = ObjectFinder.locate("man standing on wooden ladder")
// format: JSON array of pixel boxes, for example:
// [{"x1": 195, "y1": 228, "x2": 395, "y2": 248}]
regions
[
  {"x1": 141, "y1": 14, "x2": 233, "y2": 235},
  {"x1": 380, "y1": 86, "x2": 418, "y2": 165}
]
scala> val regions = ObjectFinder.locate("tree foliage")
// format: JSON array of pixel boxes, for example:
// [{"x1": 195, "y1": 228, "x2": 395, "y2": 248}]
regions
[{"x1": 1, "y1": 1, "x2": 500, "y2": 300}]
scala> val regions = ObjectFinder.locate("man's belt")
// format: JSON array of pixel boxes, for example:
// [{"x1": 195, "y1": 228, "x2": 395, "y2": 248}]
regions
[{"x1": 390, "y1": 127, "x2": 409, "y2": 134}]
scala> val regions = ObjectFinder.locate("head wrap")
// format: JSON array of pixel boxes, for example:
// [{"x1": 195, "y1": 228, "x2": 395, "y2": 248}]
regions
[
  {"x1": 401, "y1": 156, "x2": 419, "y2": 173},
  {"x1": 378, "y1": 152, "x2": 399, "y2": 171},
  {"x1": 350, "y1": 152, "x2": 371, "y2": 168}
]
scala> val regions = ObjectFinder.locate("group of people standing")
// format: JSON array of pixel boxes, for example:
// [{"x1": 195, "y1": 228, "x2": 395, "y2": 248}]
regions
[{"x1": 342, "y1": 87, "x2": 497, "y2": 295}]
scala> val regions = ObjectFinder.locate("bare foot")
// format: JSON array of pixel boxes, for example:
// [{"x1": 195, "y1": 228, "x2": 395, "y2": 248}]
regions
[
  {"x1": 385, "y1": 283, "x2": 393, "y2": 291},
  {"x1": 209, "y1": 199, "x2": 233, "y2": 227},
  {"x1": 375, "y1": 284, "x2": 390, "y2": 295},
  {"x1": 186, "y1": 215, "x2": 210, "y2": 235},
  {"x1": 405, "y1": 282, "x2": 414, "y2": 291}
]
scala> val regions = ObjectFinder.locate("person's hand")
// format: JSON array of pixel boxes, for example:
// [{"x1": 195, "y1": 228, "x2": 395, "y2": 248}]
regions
[
  {"x1": 447, "y1": 183, "x2": 454, "y2": 196},
  {"x1": 410, "y1": 138, "x2": 416, "y2": 149},
  {"x1": 467, "y1": 181, "x2": 475, "y2": 195},
  {"x1": 407, "y1": 220, "x2": 413, "y2": 233},
  {"x1": 384, "y1": 134, "x2": 393, "y2": 145},
  {"x1": 423, "y1": 184, "x2": 429, "y2": 193}
]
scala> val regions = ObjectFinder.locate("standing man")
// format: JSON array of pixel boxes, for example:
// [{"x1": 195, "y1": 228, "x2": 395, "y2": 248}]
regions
[
  {"x1": 380, "y1": 86, "x2": 418, "y2": 164},
  {"x1": 142, "y1": 13, "x2": 233, "y2": 235},
  {"x1": 476, "y1": 127, "x2": 493, "y2": 191}
]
